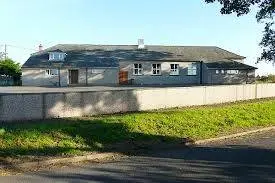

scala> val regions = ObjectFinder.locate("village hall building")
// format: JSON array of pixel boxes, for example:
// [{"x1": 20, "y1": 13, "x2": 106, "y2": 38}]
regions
[{"x1": 22, "y1": 40, "x2": 257, "y2": 87}]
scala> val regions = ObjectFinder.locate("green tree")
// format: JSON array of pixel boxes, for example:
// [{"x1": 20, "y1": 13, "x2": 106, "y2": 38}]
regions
[
  {"x1": 0, "y1": 58, "x2": 22, "y2": 79},
  {"x1": 205, "y1": 0, "x2": 275, "y2": 63}
]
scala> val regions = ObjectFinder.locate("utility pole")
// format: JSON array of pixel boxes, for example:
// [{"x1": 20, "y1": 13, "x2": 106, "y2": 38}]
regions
[{"x1": 4, "y1": 44, "x2": 7, "y2": 59}]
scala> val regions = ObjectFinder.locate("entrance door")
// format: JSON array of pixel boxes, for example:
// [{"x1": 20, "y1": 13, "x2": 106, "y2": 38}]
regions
[
  {"x1": 69, "y1": 70, "x2": 79, "y2": 84},
  {"x1": 119, "y1": 71, "x2": 128, "y2": 84}
]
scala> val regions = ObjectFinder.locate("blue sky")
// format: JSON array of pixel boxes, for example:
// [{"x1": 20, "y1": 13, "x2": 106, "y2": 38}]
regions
[{"x1": 0, "y1": 0, "x2": 274, "y2": 75}]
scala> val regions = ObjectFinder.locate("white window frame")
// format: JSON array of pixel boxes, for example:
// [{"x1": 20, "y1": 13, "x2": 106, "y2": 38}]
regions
[
  {"x1": 151, "y1": 63, "x2": 161, "y2": 75},
  {"x1": 49, "y1": 53, "x2": 54, "y2": 61},
  {"x1": 133, "y1": 63, "x2": 143, "y2": 75},
  {"x1": 227, "y1": 70, "x2": 239, "y2": 75},
  {"x1": 45, "y1": 69, "x2": 59, "y2": 76},
  {"x1": 221, "y1": 70, "x2": 225, "y2": 74},
  {"x1": 58, "y1": 53, "x2": 64, "y2": 60},
  {"x1": 187, "y1": 63, "x2": 197, "y2": 76},
  {"x1": 170, "y1": 64, "x2": 179, "y2": 76},
  {"x1": 49, "y1": 52, "x2": 65, "y2": 61}
]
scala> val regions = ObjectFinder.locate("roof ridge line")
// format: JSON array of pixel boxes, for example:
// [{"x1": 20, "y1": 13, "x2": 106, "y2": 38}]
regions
[{"x1": 56, "y1": 44, "x2": 218, "y2": 47}]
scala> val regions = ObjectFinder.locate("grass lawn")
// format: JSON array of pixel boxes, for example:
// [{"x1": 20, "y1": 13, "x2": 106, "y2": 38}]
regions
[{"x1": 1, "y1": 98, "x2": 275, "y2": 157}]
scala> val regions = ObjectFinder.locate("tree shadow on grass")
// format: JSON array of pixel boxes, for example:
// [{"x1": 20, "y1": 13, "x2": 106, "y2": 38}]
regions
[
  {"x1": 1, "y1": 119, "x2": 275, "y2": 182},
  {"x1": 0, "y1": 118, "x2": 184, "y2": 158}
]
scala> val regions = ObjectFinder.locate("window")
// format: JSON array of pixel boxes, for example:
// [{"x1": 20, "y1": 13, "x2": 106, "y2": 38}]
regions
[
  {"x1": 152, "y1": 64, "x2": 161, "y2": 75},
  {"x1": 221, "y1": 70, "x2": 225, "y2": 74},
  {"x1": 133, "y1": 64, "x2": 143, "y2": 75},
  {"x1": 170, "y1": 64, "x2": 179, "y2": 75},
  {"x1": 46, "y1": 69, "x2": 58, "y2": 76},
  {"x1": 187, "y1": 63, "x2": 197, "y2": 75},
  {"x1": 49, "y1": 52, "x2": 65, "y2": 61},
  {"x1": 227, "y1": 70, "x2": 239, "y2": 74},
  {"x1": 216, "y1": 70, "x2": 219, "y2": 74}
]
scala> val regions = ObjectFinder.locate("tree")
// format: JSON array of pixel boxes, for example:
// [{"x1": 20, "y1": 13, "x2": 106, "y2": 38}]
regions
[
  {"x1": 205, "y1": 0, "x2": 275, "y2": 63},
  {"x1": 0, "y1": 58, "x2": 21, "y2": 80}
]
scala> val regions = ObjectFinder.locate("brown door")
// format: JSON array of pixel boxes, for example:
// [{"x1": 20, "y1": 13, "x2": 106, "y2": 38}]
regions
[
  {"x1": 69, "y1": 70, "x2": 79, "y2": 84},
  {"x1": 119, "y1": 71, "x2": 128, "y2": 85}
]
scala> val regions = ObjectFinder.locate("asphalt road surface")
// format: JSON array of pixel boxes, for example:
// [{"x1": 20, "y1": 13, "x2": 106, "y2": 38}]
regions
[{"x1": 1, "y1": 130, "x2": 275, "y2": 183}]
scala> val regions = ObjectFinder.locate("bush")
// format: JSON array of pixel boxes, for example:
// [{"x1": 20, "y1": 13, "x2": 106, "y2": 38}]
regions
[{"x1": 256, "y1": 74, "x2": 275, "y2": 83}]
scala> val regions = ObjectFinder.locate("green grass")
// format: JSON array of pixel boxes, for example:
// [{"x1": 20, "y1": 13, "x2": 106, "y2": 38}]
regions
[{"x1": 1, "y1": 98, "x2": 275, "y2": 157}]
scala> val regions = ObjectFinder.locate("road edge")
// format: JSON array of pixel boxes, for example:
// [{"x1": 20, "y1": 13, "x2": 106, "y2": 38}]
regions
[
  {"x1": 1, "y1": 126, "x2": 274, "y2": 170},
  {"x1": 194, "y1": 126, "x2": 275, "y2": 145},
  {"x1": 0, "y1": 152, "x2": 120, "y2": 170}
]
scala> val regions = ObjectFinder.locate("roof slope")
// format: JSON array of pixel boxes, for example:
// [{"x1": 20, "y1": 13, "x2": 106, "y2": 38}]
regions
[{"x1": 22, "y1": 44, "x2": 246, "y2": 68}]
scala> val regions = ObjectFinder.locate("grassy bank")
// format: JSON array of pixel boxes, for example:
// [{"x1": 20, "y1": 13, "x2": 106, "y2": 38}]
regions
[{"x1": 1, "y1": 98, "x2": 275, "y2": 157}]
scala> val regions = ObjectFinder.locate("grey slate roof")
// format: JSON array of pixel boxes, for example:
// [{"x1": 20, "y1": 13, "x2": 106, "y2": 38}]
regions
[
  {"x1": 205, "y1": 61, "x2": 257, "y2": 70},
  {"x1": 22, "y1": 44, "x2": 248, "y2": 68}
]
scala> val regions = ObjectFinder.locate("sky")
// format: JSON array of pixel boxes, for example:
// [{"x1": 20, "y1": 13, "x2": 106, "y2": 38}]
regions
[{"x1": 0, "y1": 0, "x2": 274, "y2": 75}]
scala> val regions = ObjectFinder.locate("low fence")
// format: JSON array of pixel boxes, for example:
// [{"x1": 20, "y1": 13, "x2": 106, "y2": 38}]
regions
[
  {"x1": 0, "y1": 75, "x2": 21, "y2": 86},
  {"x1": 1, "y1": 83, "x2": 275, "y2": 122},
  {"x1": 0, "y1": 75, "x2": 14, "y2": 86}
]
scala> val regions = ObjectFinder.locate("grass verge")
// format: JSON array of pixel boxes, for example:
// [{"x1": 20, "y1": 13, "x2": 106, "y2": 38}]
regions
[{"x1": 1, "y1": 98, "x2": 275, "y2": 157}]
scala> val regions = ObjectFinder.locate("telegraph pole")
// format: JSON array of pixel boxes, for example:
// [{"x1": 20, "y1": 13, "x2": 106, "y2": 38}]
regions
[{"x1": 4, "y1": 44, "x2": 7, "y2": 59}]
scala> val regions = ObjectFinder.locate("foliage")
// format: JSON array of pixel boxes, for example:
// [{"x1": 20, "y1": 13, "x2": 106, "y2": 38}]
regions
[
  {"x1": 205, "y1": 0, "x2": 275, "y2": 63},
  {"x1": 256, "y1": 74, "x2": 275, "y2": 82},
  {"x1": 0, "y1": 58, "x2": 21, "y2": 79},
  {"x1": 1, "y1": 98, "x2": 275, "y2": 157}
]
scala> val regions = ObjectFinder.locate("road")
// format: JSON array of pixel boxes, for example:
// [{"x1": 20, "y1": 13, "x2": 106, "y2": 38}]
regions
[{"x1": 1, "y1": 130, "x2": 275, "y2": 183}]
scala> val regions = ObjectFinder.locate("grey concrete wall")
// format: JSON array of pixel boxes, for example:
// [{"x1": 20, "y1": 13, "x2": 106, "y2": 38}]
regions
[
  {"x1": 78, "y1": 68, "x2": 118, "y2": 85},
  {"x1": 70, "y1": 68, "x2": 119, "y2": 85},
  {"x1": 256, "y1": 83, "x2": 275, "y2": 98},
  {"x1": 204, "y1": 69, "x2": 255, "y2": 85},
  {"x1": 1, "y1": 83, "x2": 275, "y2": 122},
  {"x1": 201, "y1": 63, "x2": 209, "y2": 84},
  {"x1": 22, "y1": 68, "x2": 68, "y2": 87},
  {"x1": 119, "y1": 61, "x2": 201, "y2": 85},
  {"x1": 22, "y1": 68, "x2": 118, "y2": 86},
  {"x1": 0, "y1": 94, "x2": 43, "y2": 121},
  {"x1": 23, "y1": 66, "x2": 255, "y2": 87},
  {"x1": 86, "y1": 68, "x2": 118, "y2": 85}
]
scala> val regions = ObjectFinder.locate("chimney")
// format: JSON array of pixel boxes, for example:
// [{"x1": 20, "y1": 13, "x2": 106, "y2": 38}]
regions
[
  {"x1": 38, "y1": 44, "x2": 43, "y2": 51},
  {"x1": 138, "y1": 39, "x2": 145, "y2": 49}
]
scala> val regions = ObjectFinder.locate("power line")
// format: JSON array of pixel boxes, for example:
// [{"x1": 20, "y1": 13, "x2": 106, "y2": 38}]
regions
[
  {"x1": 0, "y1": 44, "x2": 38, "y2": 52},
  {"x1": 7, "y1": 44, "x2": 38, "y2": 51},
  {"x1": 0, "y1": 44, "x2": 39, "y2": 60}
]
